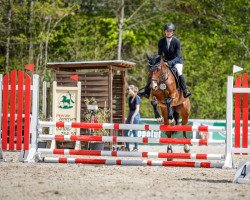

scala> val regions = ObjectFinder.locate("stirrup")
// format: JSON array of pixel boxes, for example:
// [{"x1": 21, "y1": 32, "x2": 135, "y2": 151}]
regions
[
  {"x1": 137, "y1": 88, "x2": 145, "y2": 97},
  {"x1": 138, "y1": 88, "x2": 150, "y2": 99}
]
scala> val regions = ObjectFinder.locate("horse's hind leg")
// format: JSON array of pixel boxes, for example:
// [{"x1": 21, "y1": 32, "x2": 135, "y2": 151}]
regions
[
  {"x1": 166, "y1": 131, "x2": 174, "y2": 161},
  {"x1": 160, "y1": 107, "x2": 174, "y2": 161},
  {"x1": 181, "y1": 107, "x2": 190, "y2": 153},
  {"x1": 183, "y1": 131, "x2": 190, "y2": 153}
]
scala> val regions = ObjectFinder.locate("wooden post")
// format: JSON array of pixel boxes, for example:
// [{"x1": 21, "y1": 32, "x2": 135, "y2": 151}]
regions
[
  {"x1": 108, "y1": 66, "x2": 113, "y2": 123},
  {"x1": 121, "y1": 70, "x2": 126, "y2": 124}
]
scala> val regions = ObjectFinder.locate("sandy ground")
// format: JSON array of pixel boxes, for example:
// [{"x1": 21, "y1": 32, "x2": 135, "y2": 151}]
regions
[{"x1": 1, "y1": 145, "x2": 250, "y2": 200}]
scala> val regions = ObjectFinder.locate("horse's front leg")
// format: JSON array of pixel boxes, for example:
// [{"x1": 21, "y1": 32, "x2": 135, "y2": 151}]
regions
[
  {"x1": 165, "y1": 97, "x2": 175, "y2": 125},
  {"x1": 151, "y1": 100, "x2": 162, "y2": 122}
]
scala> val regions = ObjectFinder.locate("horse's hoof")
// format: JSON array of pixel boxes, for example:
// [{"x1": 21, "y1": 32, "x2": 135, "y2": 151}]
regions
[
  {"x1": 184, "y1": 144, "x2": 190, "y2": 153},
  {"x1": 157, "y1": 117, "x2": 163, "y2": 123},
  {"x1": 167, "y1": 144, "x2": 173, "y2": 161},
  {"x1": 169, "y1": 118, "x2": 175, "y2": 126},
  {"x1": 167, "y1": 146, "x2": 173, "y2": 153}
]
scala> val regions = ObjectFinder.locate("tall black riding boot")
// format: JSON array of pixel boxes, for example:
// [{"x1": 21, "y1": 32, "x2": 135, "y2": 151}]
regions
[
  {"x1": 179, "y1": 75, "x2": 191, "y2": 98},
  {"x1": 138, "y1": 77, "x2": 151, "y2": 99}
]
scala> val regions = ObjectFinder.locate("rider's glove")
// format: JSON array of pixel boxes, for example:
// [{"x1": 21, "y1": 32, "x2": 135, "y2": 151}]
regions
[
  {"x1": 168, "y1": 60, "x2": 173, "y2": 66},
  {"x1": 164, "y1": 60, "x2": 172, "y2": 67}
]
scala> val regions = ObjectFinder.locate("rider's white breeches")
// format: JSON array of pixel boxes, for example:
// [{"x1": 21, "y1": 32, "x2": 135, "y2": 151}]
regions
[
  {"x1": 165, "y1": 63, "x2": 183, "y2": 75},
  {"x1": 175, "y1": 63, "x2": 183, "y2": 75}
]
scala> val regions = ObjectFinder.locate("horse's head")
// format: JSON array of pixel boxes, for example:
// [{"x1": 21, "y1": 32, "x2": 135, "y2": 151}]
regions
[
  {"x1": 146, "y1": 54, "x2": 165, "y2": 91},
  {"x1": 146, "y1": 54, "x2": 161, "y2": 72}
]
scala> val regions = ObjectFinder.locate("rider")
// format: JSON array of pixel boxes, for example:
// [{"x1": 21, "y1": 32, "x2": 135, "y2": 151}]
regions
[{"x1": 139, "y1": 23, "x2": 191, "y2": 98}]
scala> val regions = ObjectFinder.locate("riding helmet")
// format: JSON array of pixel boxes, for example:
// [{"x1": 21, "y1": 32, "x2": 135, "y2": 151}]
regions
[{"x1": 164, "y1": 23, "x2": 176, "y2": 31}]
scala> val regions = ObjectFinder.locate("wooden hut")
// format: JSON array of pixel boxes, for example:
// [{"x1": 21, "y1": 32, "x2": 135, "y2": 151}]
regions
[{"x1": 47, "y1": 60, "x2": 136, "y2": 125}]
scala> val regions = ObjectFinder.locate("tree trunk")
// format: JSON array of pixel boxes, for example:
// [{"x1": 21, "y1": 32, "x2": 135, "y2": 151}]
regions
[
  {"x1": 37, "y1": 21, "x2": 47, "y2": 74},
  {"x1": 5, "y1": 0, "x2": 12, "y2": 72},
  {"x1": 28, "y1": 0, "x2": 34, "y2": 64},
  {"x1": 38, "y1": 40, "x2": 43, "y2": 74},
  {"x1": 44, "y1": 16, "x2": 52, "y2": 71},
  {"x1": 117, "y1": 0, "x2": 124, "y2": 60}
]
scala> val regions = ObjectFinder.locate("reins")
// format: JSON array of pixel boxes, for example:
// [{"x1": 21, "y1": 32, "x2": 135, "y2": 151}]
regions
[
  {"x1": 151, "y1": 62, "x2": 171, "y2": 104},
  {"x1": 151, "y1": 62, "x2": 170, "y2": 84}
]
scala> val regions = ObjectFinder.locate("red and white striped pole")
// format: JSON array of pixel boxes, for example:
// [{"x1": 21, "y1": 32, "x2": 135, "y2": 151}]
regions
[
  {"x1": 41, "y1": 157, "x2": 224, "y2": 168},
  {"x1": 38, "y1": 134, "x2": 225, "y2": 146},
  {"x1": 38, "y1": 148, "x2": 225, "y2": 160},
  {"x1": 39, "y1": 121, "x2": 225, "y2": 132}
]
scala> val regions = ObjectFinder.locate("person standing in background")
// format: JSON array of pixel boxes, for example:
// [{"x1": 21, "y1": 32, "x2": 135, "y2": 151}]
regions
[{"x1": 124, "y1": 85, "x2": 141, "y2": 151}]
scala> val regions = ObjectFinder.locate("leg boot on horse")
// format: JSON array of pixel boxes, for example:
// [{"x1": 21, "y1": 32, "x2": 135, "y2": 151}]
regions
[
  {"x1": 151, "y1": 99, "x2": 162, "y2": 122},
  {"x1": 167, "y1": 144, "x2": 173, "y2": 161},
  {"x1": 165, "y1": 97, "x2": 175, "y2": 125}
]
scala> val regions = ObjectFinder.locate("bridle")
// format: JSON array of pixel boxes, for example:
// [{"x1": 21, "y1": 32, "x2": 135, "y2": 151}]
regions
[
  {"x1": 151, "y1": 62, "x2": 170, "y2": 89},
  {"x1": 149, "y1": 60, "x2": 173, "y2": 106}
]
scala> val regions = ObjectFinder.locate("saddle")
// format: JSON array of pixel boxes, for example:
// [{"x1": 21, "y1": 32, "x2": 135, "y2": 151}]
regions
[{"x1": 167, "y1": 65, "x2": 181, "y2": 90}]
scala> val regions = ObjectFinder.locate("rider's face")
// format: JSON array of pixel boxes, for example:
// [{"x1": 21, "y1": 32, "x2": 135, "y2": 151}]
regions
[{"x1": 165, "y1": 29, "x2": 174, "y2": 38}]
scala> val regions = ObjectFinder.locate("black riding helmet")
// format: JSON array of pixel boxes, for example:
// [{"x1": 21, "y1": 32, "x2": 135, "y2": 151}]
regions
[{"x1": 164, "y1": 23, "x2": 175, "y2": 31}]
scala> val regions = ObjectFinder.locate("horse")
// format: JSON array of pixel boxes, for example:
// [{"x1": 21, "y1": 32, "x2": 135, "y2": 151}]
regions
[{"x1": 147, "y1": 54, "x2": 191, "y2": 157}]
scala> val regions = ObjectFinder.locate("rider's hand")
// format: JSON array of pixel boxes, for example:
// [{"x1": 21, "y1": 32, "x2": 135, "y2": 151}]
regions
[
  {"x1": 165, "y1": 61, "x2": 171, "y2": 68},
  {"x1": 168, "y1": 61, "x2": 173, "y2": 66}
]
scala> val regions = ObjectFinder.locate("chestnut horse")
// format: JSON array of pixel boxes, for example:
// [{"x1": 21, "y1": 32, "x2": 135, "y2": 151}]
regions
[{"x1": 147, "y1": 55, "x2": 191, "y2": 155}]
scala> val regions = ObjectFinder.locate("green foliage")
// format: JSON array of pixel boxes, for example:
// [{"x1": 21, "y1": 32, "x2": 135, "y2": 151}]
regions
[{"x1": 83, "y1": 97, "x2": 110, "y2": 136}]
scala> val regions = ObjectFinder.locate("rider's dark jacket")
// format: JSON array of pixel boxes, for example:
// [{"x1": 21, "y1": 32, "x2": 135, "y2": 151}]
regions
[{"x1": 158, "y1": 36, "x2": 183, "y2": 67}]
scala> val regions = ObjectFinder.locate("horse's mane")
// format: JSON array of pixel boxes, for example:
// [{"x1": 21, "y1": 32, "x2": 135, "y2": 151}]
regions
[
  {"x1": 147, "y1": 54, "x2": 162, "y2": 72},
  {"x1": 148, "y1": 54, "x2": 181, "y2": 91}
]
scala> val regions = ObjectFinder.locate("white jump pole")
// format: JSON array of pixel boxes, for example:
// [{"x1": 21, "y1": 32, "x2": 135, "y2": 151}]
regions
[
  {"x1": 224, "y1": 76, "x2": 234, "y2": 168},
  {"x1": 24, "y1": 74, "x2": 40, "y2": 162}
]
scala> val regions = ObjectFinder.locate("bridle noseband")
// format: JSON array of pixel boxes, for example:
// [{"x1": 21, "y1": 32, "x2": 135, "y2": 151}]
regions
[{"x1": 151, "y1": 62, "x2": 170, "y2": 86}]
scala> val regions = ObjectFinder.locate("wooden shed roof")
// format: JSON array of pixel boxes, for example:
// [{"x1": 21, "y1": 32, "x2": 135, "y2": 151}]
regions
[{"x1": 47, "y1": 60, "x2": 136, "y2": 70}]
